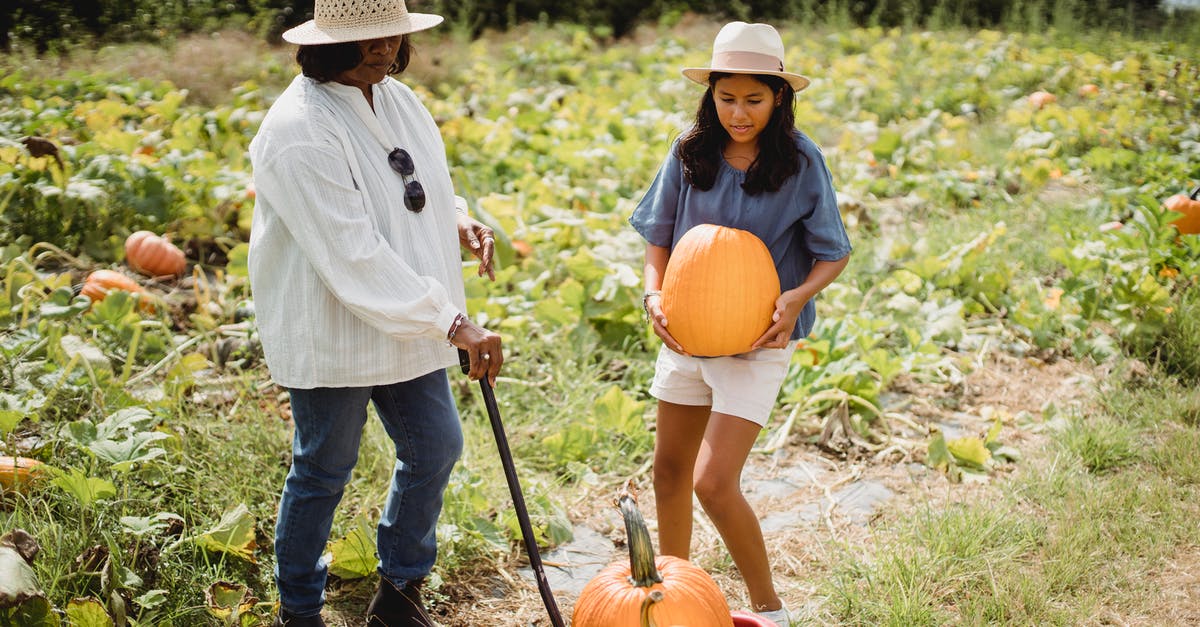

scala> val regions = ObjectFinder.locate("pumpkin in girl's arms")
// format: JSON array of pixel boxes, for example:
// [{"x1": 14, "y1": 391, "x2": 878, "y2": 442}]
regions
[
  {"x1": 124, "y1": 230, "x2": 187, "y2": 277},
  {"x1": 661, "y1": 224, "x2": 780, "y2": 357},
  {"x1": 572, "y1": 489, "x2": 733, "y2": 627},
  {"x1": 1164, "y1": 185, "x2": 1200, "y2": 235}
]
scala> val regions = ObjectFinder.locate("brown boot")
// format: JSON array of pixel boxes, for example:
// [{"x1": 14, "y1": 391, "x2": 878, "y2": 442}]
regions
[{"x1": 365, "y1": 577, "x2": 435, "y2": 626}]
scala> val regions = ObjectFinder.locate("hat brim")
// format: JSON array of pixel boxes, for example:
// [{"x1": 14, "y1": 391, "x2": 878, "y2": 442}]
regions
[
  {"x1": 283, "y1": 13, "x2": 443, "y2": 45},
  {"x1": 682, "y1": 67, "x2": 810, "y2": 92}
]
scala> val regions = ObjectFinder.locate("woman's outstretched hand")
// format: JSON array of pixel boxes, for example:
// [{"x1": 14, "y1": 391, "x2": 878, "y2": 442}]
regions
[{"x1": 457, "y1": 215, "x2": 496, "y2": 280}]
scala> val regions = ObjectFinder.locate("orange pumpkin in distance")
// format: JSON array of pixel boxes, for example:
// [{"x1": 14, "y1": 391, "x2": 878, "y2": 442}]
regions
[
  {"x1": 125, "y1": 230, "x2": 187, "y2": 277},
  {"x1": 81, "y1": 269, "x2": 146, "y2": 305},
  {"x1": 571, "y1": 491, "x2": 733, "y2": 627},
  {"x1": 0, "y1": 456, "x2": 45, "y2": 493},
  {"x1": 1164, "y1": 185, "x2": 1200, "y2": 235},
  {"x1": 661, "y1": 224, "x2": 780, "y2": 357}
]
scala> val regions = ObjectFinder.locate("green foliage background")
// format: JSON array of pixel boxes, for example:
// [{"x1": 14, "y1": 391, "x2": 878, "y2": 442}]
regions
[{"x1": 2, "y1": 0, "x2": 1194, "y2": 51}]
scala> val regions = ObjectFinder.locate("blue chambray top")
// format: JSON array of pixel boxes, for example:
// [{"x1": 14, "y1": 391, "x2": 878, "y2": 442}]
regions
[{"x1": 629, "y1": 130, "x2": 852, "y2": 341}]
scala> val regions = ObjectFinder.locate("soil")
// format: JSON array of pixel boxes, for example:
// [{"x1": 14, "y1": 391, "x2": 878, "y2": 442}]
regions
[{"x1": 305, "y1": 351, "x2": 1200, "y2": 626}]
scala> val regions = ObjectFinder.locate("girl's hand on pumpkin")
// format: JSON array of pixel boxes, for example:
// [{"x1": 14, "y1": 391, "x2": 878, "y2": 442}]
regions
[
  {"x1": 450, "y1": 319, "x2": 503, "y2": 385},
  {"x1": 646, "y1": 294, "x2": 689, "y2": 355},
  {"x1": 752, "y1": 292, "x2": 806, "y2": 350},
  {"x1": 457, "y1": 215, "x2": 496, "y2": 280}
]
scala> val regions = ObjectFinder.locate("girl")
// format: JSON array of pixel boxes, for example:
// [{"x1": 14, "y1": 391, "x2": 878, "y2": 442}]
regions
[{"x1": 629, "y1": 21, "x2": 852, "y2": 626}]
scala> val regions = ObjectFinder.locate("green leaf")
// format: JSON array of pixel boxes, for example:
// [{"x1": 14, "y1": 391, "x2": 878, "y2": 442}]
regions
[
  {"x1": 926, "y1": 429, "x2": 960, "y2": 482},
  {"x1": 984, "y1": 416, "x2": 1003, "y2": 446},
  {"x1": 947, "y1": 436, "x2": 992, "y2": 470},
  {"x1": 225, "y1": 243, "x2": 250, "y2": 278},
  {"x1": 0, "y1": 392, "x2": 45, "y2": 435},
  {"x1": 4, "y1": 596, "x2": 57, "y2": 626},
  {"x1": 50, "y1": 468, "x2": 117, "y2": 507},
  {"x1": 191, "y1": 504, "x2": 257, "y2": 562},
  {"x1": 327, "y1": 517, "x2": 378, "y2": 580},
  {"x1": 65, "y1": 597, "x2": 111, "y2": 626},
  {"x1": 590, "y1": 385, "x2": 645, "y2": 435},
  {"x1": 870, "y1": 129, "x2": 903, "y2": 161},
  {"x1": 133, "y1": 589, "x2": 168, "y2": 610},
  {"x1": 59, "y1": 335, "x2": 112, "y2": 372},
  {"x1": 67, "y1": 408, "x2": 171, "y2": 470},
  {"x1": 205, "y1": 581, "x2": 258, "y2": 623},
  {"x1": 120, "y1": 513, "x2": 184, "y2": 537}
]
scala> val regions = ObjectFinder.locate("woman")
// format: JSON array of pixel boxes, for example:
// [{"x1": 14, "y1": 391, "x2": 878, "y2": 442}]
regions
[
  {"x1": 630, "y1": 22, "x2": 852, "y2": 626},
  {"x1": 248, "y1": 1, "x2": 503, "y2": 625}
]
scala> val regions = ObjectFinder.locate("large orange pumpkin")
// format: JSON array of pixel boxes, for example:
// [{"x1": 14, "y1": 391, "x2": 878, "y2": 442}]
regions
[
  {"x1": 124, "y1": 230, "x2": 187, "y2": 277},
  {"x1": 0, "y1": 456, "x2": 45, "y2": 493},
  {"x1": 1164, "y1": 184, "x2": 1200, "y2": 235},
  {"x1": 571, "y1": 491, "x2": 732, "y2": 627},
  {"x1": 661, "y1": 225, "x2": 780, "y2": 357}
]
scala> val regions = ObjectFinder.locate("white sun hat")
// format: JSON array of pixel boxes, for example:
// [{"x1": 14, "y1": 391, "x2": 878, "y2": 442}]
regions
[
  {"x1": 282, "y1": 0, "x2": 443, "y2": 45},
  {"x1": 682, "y1": 21, "x2": 810, "y2": 92}
]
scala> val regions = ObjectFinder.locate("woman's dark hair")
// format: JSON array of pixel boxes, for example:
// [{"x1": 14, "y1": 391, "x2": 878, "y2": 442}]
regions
[
  {"x1": 677, "y1": 72, "x2": 804, "y2": 195},
  {"x1": 296, "y1": 36, "x2": 412, "y2": 83}
]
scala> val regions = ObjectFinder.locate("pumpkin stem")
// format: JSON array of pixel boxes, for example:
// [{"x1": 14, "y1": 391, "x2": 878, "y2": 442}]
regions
[
  {"x1": 618, "y1": 488, "x2": 663, "y2": 588},
  {"x1": 639, "y1": 590, "x2": 664, "y2": 627},
  {"x1": 1190, "y1": 183, "x2": 1200, "y2": 200}
]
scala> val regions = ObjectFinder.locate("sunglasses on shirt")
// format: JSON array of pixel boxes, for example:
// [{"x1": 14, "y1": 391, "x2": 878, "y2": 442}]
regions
[{"x1": 387, "y1": 147, "x2": 426, "y2": 212}]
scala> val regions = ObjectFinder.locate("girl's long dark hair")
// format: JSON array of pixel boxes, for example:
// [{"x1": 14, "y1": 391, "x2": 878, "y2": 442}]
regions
[
  {"x1": 296, "y1": 35, "x2": 412, "y2": 83},
  {"x1": 677, "y1": 72, "x2": 804, "y2": 195}
]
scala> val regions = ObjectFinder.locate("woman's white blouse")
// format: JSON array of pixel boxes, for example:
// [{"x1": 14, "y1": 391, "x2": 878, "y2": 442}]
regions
[{"x1": 248, "y1": 75, "x2": 466, "y2": 389}]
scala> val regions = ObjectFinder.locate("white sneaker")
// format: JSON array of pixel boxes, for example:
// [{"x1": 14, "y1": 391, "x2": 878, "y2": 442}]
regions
[{"x1": 756, "y1": 605, "x2": 792, "y2": 627}]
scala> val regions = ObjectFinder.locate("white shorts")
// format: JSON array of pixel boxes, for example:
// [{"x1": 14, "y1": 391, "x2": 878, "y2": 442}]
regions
[{"x1": 649, "y1": 341, "x2": 798, "y2": 427}]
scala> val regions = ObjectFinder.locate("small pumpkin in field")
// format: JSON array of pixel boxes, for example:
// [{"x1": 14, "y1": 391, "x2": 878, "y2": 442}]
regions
[
  {"x1": 1028, "y1": 90, "x2": 1056, "y2": 109},
  {"x1": 124, "y1": 230, "x2": 187, "y2": 277},
  {"x1": 661, "y1": 224, "x2": 780, "y2": 357},
  {"x1": 571, "y1": 490, "x2": 733, "y2": 627},
  {"x1": 1164, "y1": 184, "x2": 1200, "y2": 235},
  {"x1": 81, "y1": 269, "x2": 146, "y2": 305},
  {"x1": 0, "y1": 456, "x2": 45, "y2": 493}
]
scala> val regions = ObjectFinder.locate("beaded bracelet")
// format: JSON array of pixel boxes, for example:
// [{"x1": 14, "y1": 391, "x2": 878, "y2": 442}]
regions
[{"x1": 446, "y1": 313, "x2": 467, "y2": 343}]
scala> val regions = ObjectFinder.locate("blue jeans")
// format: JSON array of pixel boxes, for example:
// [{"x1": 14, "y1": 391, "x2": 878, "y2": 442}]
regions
[{"x1": 274, "y1": 369, "x2": 463, "y2": 617}]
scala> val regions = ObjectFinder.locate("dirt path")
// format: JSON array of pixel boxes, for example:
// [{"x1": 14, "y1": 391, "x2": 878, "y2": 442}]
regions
[{"x1": 319, "y1": 352, "x2": 1106, "y2": 626}]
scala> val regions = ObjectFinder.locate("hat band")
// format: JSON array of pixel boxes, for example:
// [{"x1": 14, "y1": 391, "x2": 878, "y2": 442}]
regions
[{"x1": 711, "y1": 50, "x2": 786, "y2": 74}]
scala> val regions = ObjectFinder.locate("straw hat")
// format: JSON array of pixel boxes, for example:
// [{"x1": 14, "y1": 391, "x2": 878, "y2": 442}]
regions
[
  {"x1": 282, "y1": 0, "x2": 443, "y2": 45},
  {"x1": 682, "y1": 22, "x2": 810, "y2": 92}
]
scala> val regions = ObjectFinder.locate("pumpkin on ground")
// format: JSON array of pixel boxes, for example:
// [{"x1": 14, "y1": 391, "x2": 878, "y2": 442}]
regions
[
  {"x1": 1028, "y1": 90, "x2": 1056, "y2": 109},
  {"x1": 571, "y1": 489, "x2": 733, "y2": 627},
  {"x1": 0, "y1": 456, "x2": 45, "y2": 493},
  {"x1": 124, "y1": 230, "x2": 187, "y2": 277},
  {"x1": 81, "y1": 269, "x2": 146, "y2": 305},
  {"x1": 1164, "y1": 184, "x2": 1200, "y2": 235},
  {"x1": 660, "y1": 224, "x2": 780, "y2": 357}
]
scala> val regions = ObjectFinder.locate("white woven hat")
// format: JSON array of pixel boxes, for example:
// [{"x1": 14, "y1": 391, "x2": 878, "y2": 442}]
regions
[
  {"x1": 282, "y1": 0, "x2": 443, "y2": 45},
  {"x1": 682, "y1": 22, "x2": 810, "y2": 92}
]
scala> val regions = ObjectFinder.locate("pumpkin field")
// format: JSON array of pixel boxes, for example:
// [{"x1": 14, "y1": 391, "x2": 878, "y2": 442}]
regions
[{"x1": 3, "y1": 11, "x2": 1200, "y2": 626}]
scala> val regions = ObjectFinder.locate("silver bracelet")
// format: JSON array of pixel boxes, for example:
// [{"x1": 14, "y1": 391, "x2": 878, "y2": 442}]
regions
[
  {"x1": 642, "y1": 291, "x2": 661, "y2": 322},
  {"x1": 446, "y1": 313, "x2": 467, "y2": 343}
]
